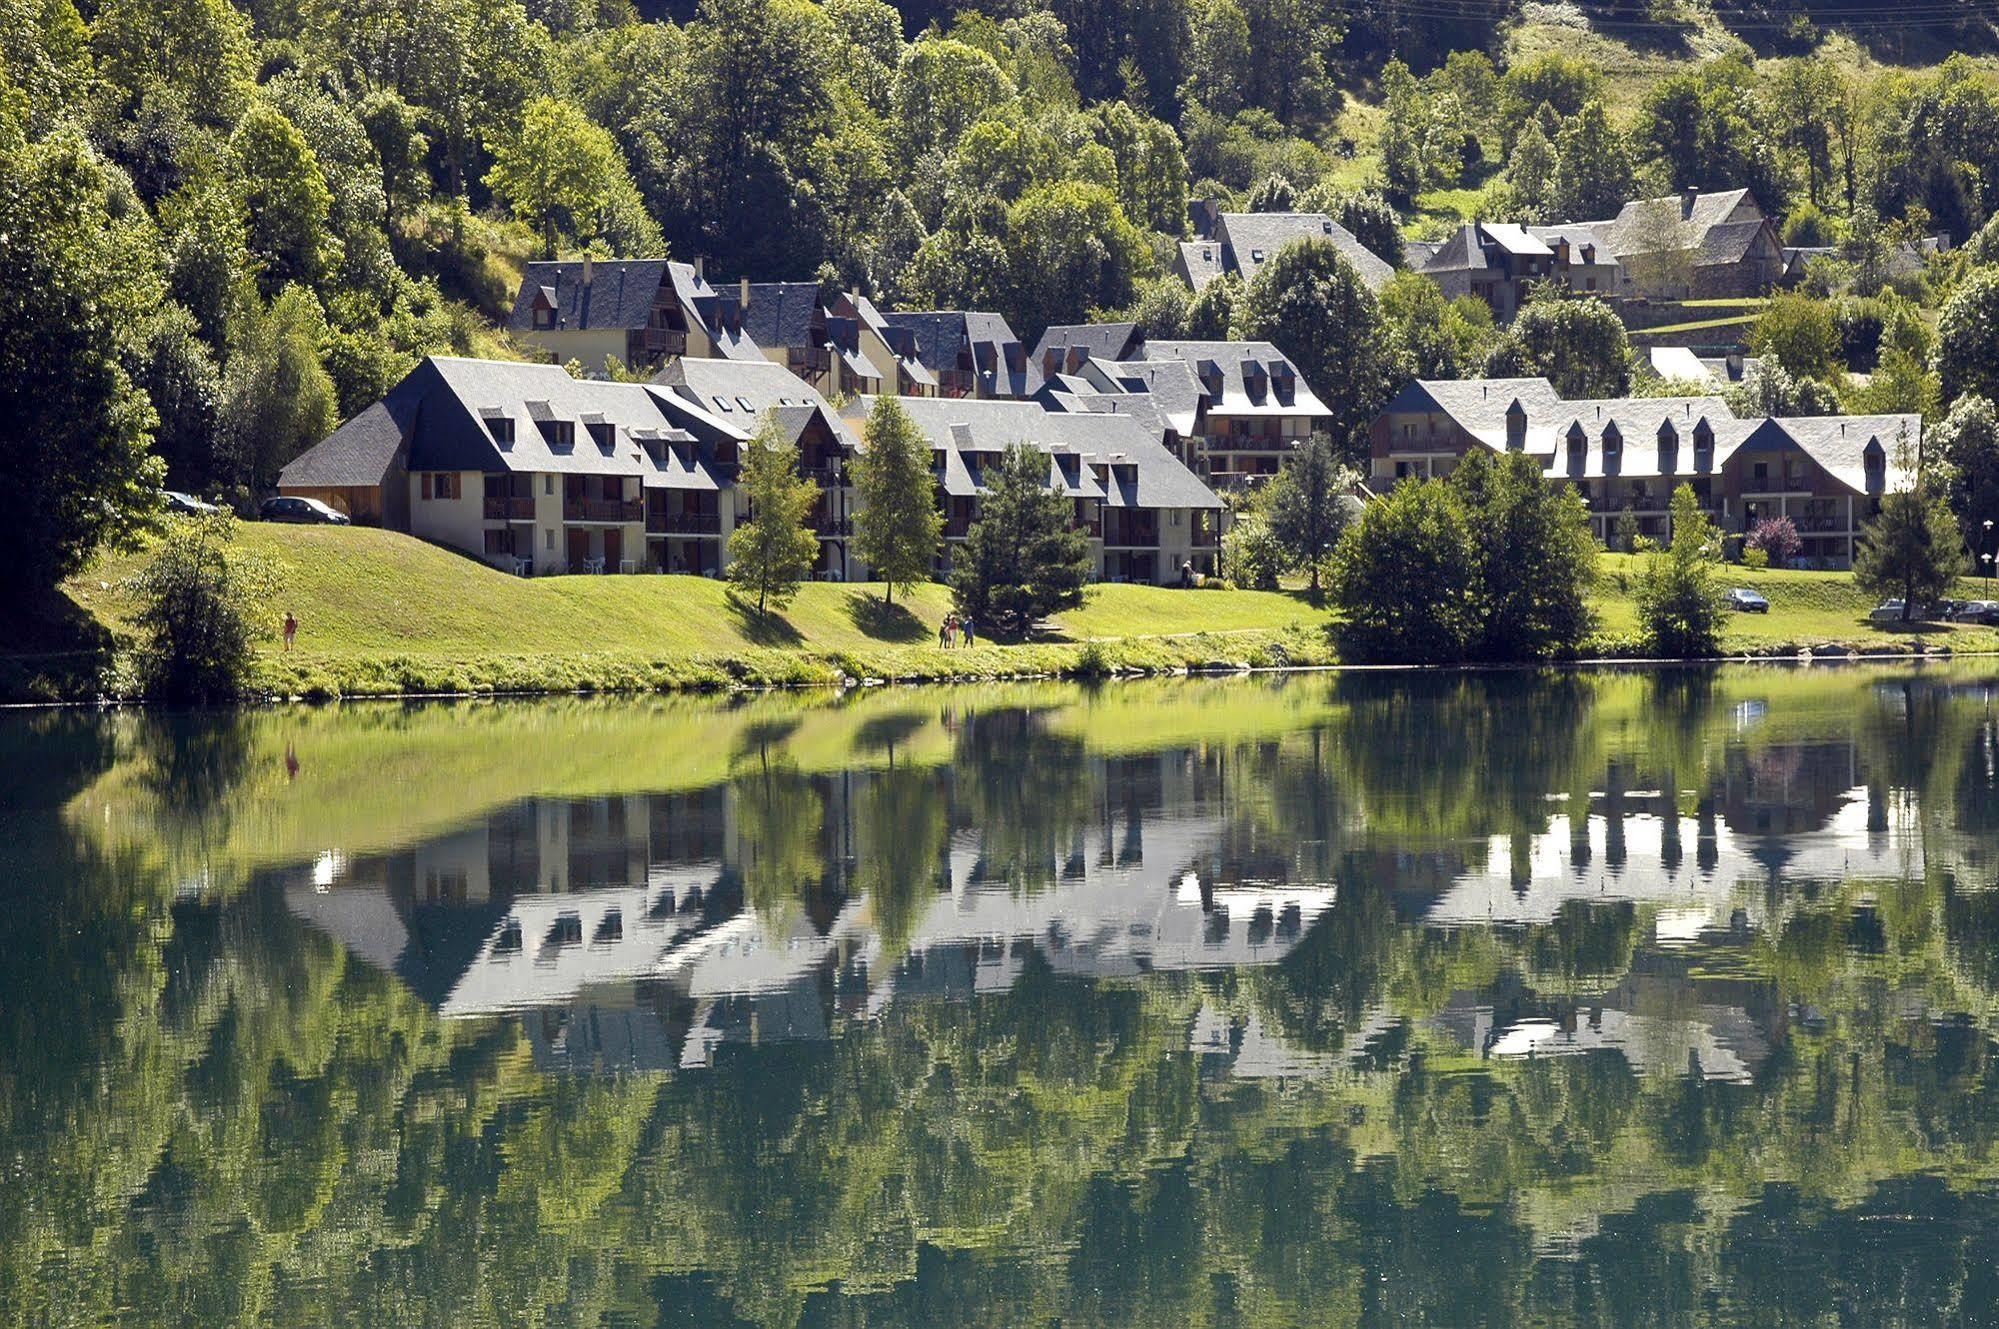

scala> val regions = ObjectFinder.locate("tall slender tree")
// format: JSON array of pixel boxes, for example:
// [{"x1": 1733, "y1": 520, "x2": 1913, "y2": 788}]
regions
[
  {"x1": 952, "y1": 445, "x2": 1090, "y2": 638},
  {"x1": 727, "y1": 412, "x2": 821, "y2": 612},
  {"x1": 851, "y1": 396, "x2": 943, "y2": 605},
  {"x1": 1265, "y1": 432, "x2": 1353, "y2": 598}
]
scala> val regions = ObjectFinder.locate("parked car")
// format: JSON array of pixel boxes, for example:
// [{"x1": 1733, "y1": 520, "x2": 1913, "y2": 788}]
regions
[
  {"x1": 260, "y1": 495, "x2": 350, "y2": 525},
  {"x1": 163, "y1": 490, "x2": 220, "y2": 516},
  {"x1": 1951, "y1": 600, "x2": 1999, "y2": 624},
  {"x1": 1727, "y1": 588, "x2": 1769, "y2": 613},
  {"x1": 1869, "y1": 600, "x2": 1909, "y2": 622}
]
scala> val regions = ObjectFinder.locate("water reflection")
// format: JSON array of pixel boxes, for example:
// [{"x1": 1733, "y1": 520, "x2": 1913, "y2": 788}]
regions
[{"x1": 7, "y1": 667, "x2": 1999, "y2": 1324}]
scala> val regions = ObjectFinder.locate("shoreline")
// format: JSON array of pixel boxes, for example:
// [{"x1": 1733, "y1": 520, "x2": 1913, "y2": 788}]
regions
[{"x1": 3, "y1": 633, "x2": 1983, "y2": 712}]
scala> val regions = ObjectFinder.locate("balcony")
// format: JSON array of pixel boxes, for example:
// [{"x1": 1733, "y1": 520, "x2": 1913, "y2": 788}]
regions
[
  {"x1": 788, "y1": 347, "x2": 832, "y2": 375},
  {"x1": 636, "y1": 328, "x2": 688, "y2": 358},
  {"x1": 564, "y1": 498, "x2": 642, "y2": 523},
  {"x1": 647, "y1": 510, "x2": 721, "y2": 535},
  {"x1": 484, "y1": 496, "x2": 535, "y2": 520},
  {"x1": 813, "y1": 515, "x2": 853, "y2": 536}
]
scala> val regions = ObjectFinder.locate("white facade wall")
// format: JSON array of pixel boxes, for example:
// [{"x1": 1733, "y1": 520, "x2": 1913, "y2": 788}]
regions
[{"x1": 408, "y1": 471, "x2": 488, "y2": 563}]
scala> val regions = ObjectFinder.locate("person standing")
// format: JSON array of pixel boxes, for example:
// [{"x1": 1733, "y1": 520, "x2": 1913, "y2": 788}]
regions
[
  {"x1": 283, "y1": 610, "x2": 298, "y2": 652},
  {"x1": 962, "y1": 615, "x2": 976, "y2": 648}
]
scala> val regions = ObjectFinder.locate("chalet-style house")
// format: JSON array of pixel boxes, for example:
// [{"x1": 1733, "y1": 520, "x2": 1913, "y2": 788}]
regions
[
  {"x1": 1416, "y1": 223, "x2": 1558, "y2": 321},
  {"x1": 279, "y1": 353, "x2": 1231, "y2": 585},
  {"x1": 1586, "y1": 188, "x2": 1786, "y2": 300},
  {"x1": 1027, "y1": 324, "x2": 1333, "y2": 485},
  {"x1": 1177, "y1": 209, "x2": 1395, "y2": 294},
  {"x1": 879, "y1": 311, "x2": 1036, "y2": 398},
  {"x1": 507, "y1": 257, "x2": 762, "y2": 375},
  {"x1": 1369, "y1": 376, "x2": 1917, "y2": 568},
  {"x1": 848, "y1": 395, "x2": 1226, "y2": 583}
]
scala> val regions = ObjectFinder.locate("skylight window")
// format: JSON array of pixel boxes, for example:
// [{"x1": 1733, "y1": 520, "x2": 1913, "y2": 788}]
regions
[
  {"x1": 712, "y1": 395, "x2": 731, "y2": 412},
  {"x1": 737, "y1": 396, "x2": 754, "y2": 411}
]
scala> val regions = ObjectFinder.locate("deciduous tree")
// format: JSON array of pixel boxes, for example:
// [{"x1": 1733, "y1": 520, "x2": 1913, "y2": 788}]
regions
[
  {"x1": 727, "y1": 412, "x2": 822, "y2": 612},
  {"x1": 851, "y1": 396, "x2": 943, "y2": 604},
  {"x1": 1264, "y1": 432, "x2": 1352, "y2": 597}
]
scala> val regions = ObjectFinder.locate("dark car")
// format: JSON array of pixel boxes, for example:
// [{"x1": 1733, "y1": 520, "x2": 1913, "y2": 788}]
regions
[
  {"x1": 1727, "y1": 588, "x2": 1770, "y2": 613},
  {"x1": 260, "y1": 495, "x2": 350, "y2": 525},
  {"x1": 1952, "y1": 600, "x2": 1999, "y2": 624},
  {"x1": 163, "y1": 490, "x2": 220, "y2": 516}
]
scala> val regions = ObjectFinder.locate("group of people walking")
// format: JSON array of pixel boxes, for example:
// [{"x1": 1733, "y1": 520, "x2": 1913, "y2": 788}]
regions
[{"x1": 938, "y1": 613, "x2": 977, "y2": 649}]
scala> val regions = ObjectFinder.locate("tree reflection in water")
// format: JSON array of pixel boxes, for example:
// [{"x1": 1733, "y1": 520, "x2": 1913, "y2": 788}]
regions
[{"x1": 8, "y1": 667, "x2": 1999, "y2": 1324}]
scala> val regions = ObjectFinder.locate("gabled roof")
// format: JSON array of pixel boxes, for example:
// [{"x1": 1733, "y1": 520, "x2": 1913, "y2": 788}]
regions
[
  {"x1": 850, "y1": 395, "x2": 1221, "y2": 509},
  {"x1": 1135, "y1": 340, "x2": 1331, "y2": 419},
  {"x1": 279, "y1": 398, "x2": 410, "y2": 488},
  {"x1": 1030, "y1": 321, "x2": 1145, "y2": 368},
  {"x1": 1214, "y1": 212, "x2": 1395, "y2": 291},
  {"x1": 1177, "y1": 238, "x2": 1227, "y2": 290},
  {"x1": 1549, "y1": 398, "x2": 1743, "y2": 478},
  {"x1": 1696, "y1": 219, "x2": 1770, "y2": 266},
  {"x1": 1602, "y1": 189, "x2": 1766, "y2": 264},
  {"x1": 653, "y1": 356, "x2": 857, "y2": 448},
  {"x1": 508, "y1": 259, "x2": 683, "y2": 333},
  {"x1": 1380, "y1": 377, "x2": 1566, "y2": 433},
  {"x1": 1738, "y1": 415, "x2": 1919, "y2": 495},
  {"x1": 1529, "y1": 224, "x2": 1616, "y2": 262},
  {"x1": 881, "y1": 310, "x2": 1035, "y2": 396},
  {"x1": 739, "y1": 282, "x2": 823, "y2": 351}
]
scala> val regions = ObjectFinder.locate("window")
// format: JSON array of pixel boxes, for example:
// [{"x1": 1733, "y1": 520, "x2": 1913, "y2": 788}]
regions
[
  {"x1": 1753, "y1": 461, "x2": 1769, "y2": 487},
  {"x1": 587, "y1": 421, "x2": 614, "y2": 450},
  {"x1": 713, "y1": 395, "x2": 731, "y2": 412},
  {"x1": 1585, "y1": 277, "x2": 1597, "y2": 291},
  {"x1": 483, "y1": 529, "x2": 511, "y2": 555},
  {"x1": 1250, "y1": 248, "x2": 1265, "y2": 261},
  {"x1": 420, "y1": 473, "x2": 457, "y2": 500},
  {"x1": 545, "y1": 529, "x2": 554, "y2": 550},
  {"x1": 1170, "y1": 510, "x2": 1182, "y2": 526},
  {"x1": 544, "y1": 475, "x2": 553, "y2": 495},
  {"x1": 421, "y1": 473, "x2": 430, "y2": 501},
  {"x1": 487, "y1": 417, "x2": 515, "y2": 446},
  {"x1": 532, "y1": 307, "x2": 555, "y2": 330},
  {"x1": 737, "y1": 396, "x2": 754, "y2": 411},
  {"x1": 547, "y1": 421, "x2": 574, "y2": 448}
]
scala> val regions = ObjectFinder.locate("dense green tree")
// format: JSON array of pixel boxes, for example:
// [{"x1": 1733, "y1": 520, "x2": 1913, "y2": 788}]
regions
[
  {"x1": 1938, "y1": 269, "x2": 1999, "y2": 408},
  {"x1": 1725, "y1": 361, "x2": 1840, "y2": 418},
  {"x1": 893, "y1": 36, "x2": 1013, "y2": 167},
  {"x1": 1376, "y1": 58, "x2": 1429, "y2": 203},
  {"x1": 1003, "y1": 180, "x2": 1151, "y2": 339},
  {"x1": 951, "y1": 444, "x2": 1091, "y2": 638},
  {"x1": 727, "y1": 411, "x2": 822, "y2": 612},
  {"x1": 1751, "y1": 292, "x2": 1842, "y2": 382},
  {"x1": 1379, "y1": 271, "x2": 1496, "y2": 380},
  {"x1": 1327, "y1": 479, "x2": 1476, "y2": 663},
  {"x1": 1549, "y1": 100, "x2": 1635, "y2": 223},
  {"x1": 1232, "y1": 237, "x2": 1398, "y2": 465},
  {"x1": 1183, "y1": 270, "x2": 1242, "y2": 339},
  {"x1": 1093, "y1": 99, "x2": 1188, "y2": 234},
  {"x1": 0, "y1": 124, "x2": 165, "y2": 605},
  {"x1": 134, "y1": 303, "x2": 223, "y2": 492},
  {"x1": 131, "y1": 512, "x2": 277, "y2": 700},
  {"x1": 1498, "y1": 51, "x2": 1602, "y2": 149},
  {"x1": 232, "y1": 100, "x2": 334, "y2": 294},
  {"x1": 217, "y1": 285, "x2": 339, "y2": 492},
  {"x1": 851, "y1": 396, "x2": 943, "y2": 604},
  {"x1": 1636, "y1": 484, "x2": 1729, "y2": 657},
  {"x1": 1485, "y1": 291, "x2": 1632, "y2": 399},
  {"x1": 1503, "y1": 120, "x2": 1559, "y2": 224},
  {"x1": 1930, "y1": 395, "x2": 1999, "y2": 550},
  {"x1": 1264, "y1": 432, "x2": 1352, "y2": 597},
  {"x1": 489, "y1": 96, "x2": 659, "y2": 257},
  {"x1": 1453, "y1": 448, "x2": 1598, "y2": 660},
  {"x1": 1244, "y1": 170, "x2": 1297, "y2": 212},
  {"x1": 1634, "y1": 58, "x2": 1781, "y2": 207},
  {"x1": 1855, "y1": 484, "x2": 1967, "y2": 623},
  {"x1": 91, "y1": 0, "x2": 254, "y2": 127}
]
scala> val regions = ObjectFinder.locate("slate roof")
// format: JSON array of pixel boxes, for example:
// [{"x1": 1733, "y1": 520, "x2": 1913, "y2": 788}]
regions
[
  {"x1": 1030, "y1": 321, "x2": 1145, "y2": 369},
  {"x1": 1745, "y1": 415, "x2": 1918, "y2": 495},
  {"x1": 881, "y1": 311, "x2": 1036, "y2": 396},
  {"x1": 1600, "y1": 189, "x2": 1769, "y2": 269},
  {"x1": 1380, "y1": 377, "x2": 1567, "y2": 433},
  {"x1": 1137, "y1": 341, "x2": 1331, "y2": 419},
  {"x1": 279, "y1": 399, "x2": 409, "y2": 487},
  {"x1": 1177, "y1": 239, "x2": 1227, "y2": 289},
  {"x1": 1215, "y1": 213, "x2": 1395, "y2": 291},
  {"x1": 739, "y1": 282, "x2": 822, "y2": 350},
  {"x1": 1697, "y1": 219, "x2": 1769, "y2": 266},
  {"x1": 653, "y1": 356, "x2": 857, "y2": 448},
  {"x1": 508, "y1": 260, "x2": 682, "y2": 333},
  {"x1": 1548, "y1": 399, "x2": 1744, "y2": 478},
  {"x1": 852, "y1": 395, "x2": 1222, "y2": 509},
  {"x1": 1529, "y1": 224, "x2": 1616, "y2": 263}
]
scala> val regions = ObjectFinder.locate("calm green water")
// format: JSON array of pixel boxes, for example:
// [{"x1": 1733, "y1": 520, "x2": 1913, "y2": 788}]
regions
[{"x1": 8, "y1": 667, "x2": 1999, "y2": 1325}]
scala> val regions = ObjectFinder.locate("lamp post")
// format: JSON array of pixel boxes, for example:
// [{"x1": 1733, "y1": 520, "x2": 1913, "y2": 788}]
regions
[{"x1": 1986, "y1": 520, "x2": 1995, "y2": 595}]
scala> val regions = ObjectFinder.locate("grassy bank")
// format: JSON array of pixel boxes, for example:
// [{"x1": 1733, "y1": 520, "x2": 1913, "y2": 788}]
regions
[
  {"x1": 30, "y1": 525, "x2": 1335, "y2": 701},
  {"x1": 14, "y1": 527, "x2": 1999, "y2": 703}
]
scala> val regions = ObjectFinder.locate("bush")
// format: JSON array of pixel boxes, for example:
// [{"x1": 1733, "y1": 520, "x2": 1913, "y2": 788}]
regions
[
  {"x1": 1636, "y1": 486, "x2": 1729, "y2": 658},
  {"x1": 1741, "y1": 546, "x2": 1769, "y2": 570},
  {"x1": 1746, "y1": 516, "x2": 1801, "y2": 568},
  {"x1": 129, "y1": 513, "x2": 278, "y2": 701},
  {"x1": 1220, "y1": 512, "x2": 1285, "y2": 590}
]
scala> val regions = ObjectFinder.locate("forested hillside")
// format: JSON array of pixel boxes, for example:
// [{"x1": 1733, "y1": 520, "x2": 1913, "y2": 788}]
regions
[{"x1": 5, "y1": 0, "x2": 1999, "y2": 610}]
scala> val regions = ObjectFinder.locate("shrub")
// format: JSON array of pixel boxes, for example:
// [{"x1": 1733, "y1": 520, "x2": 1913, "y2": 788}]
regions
[
  {"x1": 1746, "y1": 515, "x2": 1801, "y2": 568},
  {"x1": 129, "y1": 512, "x2": 278, "y2": 701},
  {"x1": 1741, "y1": 546, "x2": 1770, "y2": 570}
]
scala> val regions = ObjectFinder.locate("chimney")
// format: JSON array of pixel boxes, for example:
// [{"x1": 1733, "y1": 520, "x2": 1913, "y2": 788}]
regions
[
  {"x1": 1726, "y1": 351, "x2": 1744, "y2": 378},
  {"x1": 740, "y1": 277, "x2": 750, "y2": 308},
  {"x1": 829, "y1": 343, "x2": 841, "y2": 398},
  {"x1": 694, "y1": 255, "x2": 706, "y2": 279},
  {"x1": 582, "y1": 252, "x2": 593, "y2": 286},
  {"x1": 1682, "y1": 186, "x2": 1699, "y2": 219}
]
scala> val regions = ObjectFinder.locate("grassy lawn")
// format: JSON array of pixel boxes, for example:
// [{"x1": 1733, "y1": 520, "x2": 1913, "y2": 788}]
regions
[
  {"x1": 45, "y1": 524, "x2": 1333, "y2": 698},
  {"x1": 27, "y1": 525, "x2": 1999, "y2": 701},
  {"x1": 1634, "y1": 314, "x2": 1760, "y2": 337},
  {"x1": 1592, "y1": 553, "x2": 1999, "y2": 653}
]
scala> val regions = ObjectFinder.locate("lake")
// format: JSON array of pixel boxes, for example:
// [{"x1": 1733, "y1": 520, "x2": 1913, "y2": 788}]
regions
[{"x1": 7, "y1": 666, "x2": 1999, "y2": 1325}]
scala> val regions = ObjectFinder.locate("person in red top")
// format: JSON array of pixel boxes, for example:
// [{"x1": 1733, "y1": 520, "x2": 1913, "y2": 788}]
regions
[{"x1": 283, "y1": 611, "x2": 298, "y2": 652}]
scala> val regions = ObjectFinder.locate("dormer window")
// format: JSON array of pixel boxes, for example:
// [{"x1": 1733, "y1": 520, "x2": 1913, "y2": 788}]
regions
[
  {"x1": 587, "y1": 421, "x2": 614, "y2": 450},
  {"x1": 1566, "y1": 423, "x2": 1587, "y2": 472},
  {"x1": 1864, "y1": 438, "x2": 1886, "y2": 490},
  {"x1": 1602, "y1": 422, "x2": 1622, "y2": 456},
  {"x1": 542, "y1": 420, "x2": 574, "y2": 449},
  {"x1": 1657, "y1": 420, "x2": 1678, "y2": 475},
  {"x1": 1250, "y1": 248, "x2": 1266, "y2": 262},
  {"x1": 1320, "y1": 220, "x2": 1332, "y2": 234},
  {"x1": 533, "y1": 307, "x2": 556, "y2": 330},
  {"x1": 485, "y1": 415, "x2": 515, "y2": 447},
  {"x1": 1505, "y1": 399, "x2": 1527, "y2": 451}
]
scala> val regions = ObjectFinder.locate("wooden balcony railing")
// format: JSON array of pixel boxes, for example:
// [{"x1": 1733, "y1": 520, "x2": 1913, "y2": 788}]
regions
[
  {"x1": 484, "y1": 496, "x2": 535, "y2": 520},
  {"x1": 647, "y1": 510, "x2": 721, "y2": 535},
  {"x1": 564, "y1": 498, "x2": 642, "y2": 522}
]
